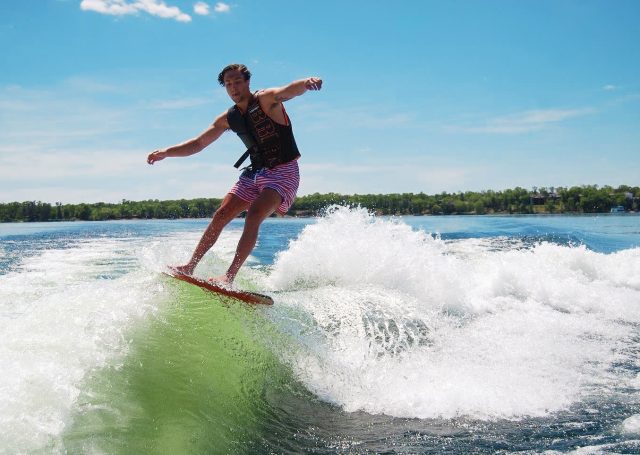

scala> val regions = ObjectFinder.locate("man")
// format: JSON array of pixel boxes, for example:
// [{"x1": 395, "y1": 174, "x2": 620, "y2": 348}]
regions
[{"x1": 147, "y1": 63, "x2": 322, "y2": 284}]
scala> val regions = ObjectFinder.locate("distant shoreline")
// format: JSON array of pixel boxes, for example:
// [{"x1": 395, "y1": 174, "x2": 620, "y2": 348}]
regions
[
  {"x1": 2, "y1": 212, "x2": 640, "y2": 226},
  {"x1": 1, "y1": 185, "x2": 638, "y2": 223}
]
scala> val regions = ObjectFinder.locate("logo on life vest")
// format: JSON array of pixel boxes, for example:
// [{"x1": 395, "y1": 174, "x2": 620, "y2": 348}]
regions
[{"x1": 248, "y1": 106, "x2": 277, "y2": 142}]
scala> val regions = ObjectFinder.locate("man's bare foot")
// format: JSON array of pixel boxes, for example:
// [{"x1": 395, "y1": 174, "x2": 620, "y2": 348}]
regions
[
  {"x1": 168, "y1": 264, "x2": 194, "y2": 276},
  {"x1": 207, "y1": 274, "x2": 233, "y2": 287}
]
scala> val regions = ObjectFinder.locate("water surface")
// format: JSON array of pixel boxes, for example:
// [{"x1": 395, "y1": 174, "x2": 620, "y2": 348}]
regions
[{"x1": 1, "y1": 210, "x2": 639, "y2": 453}]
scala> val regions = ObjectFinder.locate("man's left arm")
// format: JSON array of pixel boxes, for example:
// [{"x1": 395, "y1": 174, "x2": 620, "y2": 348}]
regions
[{"x1": 265, "y1": 77, "x2": 323, "y2": 104}]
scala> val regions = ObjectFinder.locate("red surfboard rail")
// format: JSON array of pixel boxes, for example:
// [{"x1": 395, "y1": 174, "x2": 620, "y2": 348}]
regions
[{"x1": 163, "y1": 270, "x2": 274, "y2": 305}]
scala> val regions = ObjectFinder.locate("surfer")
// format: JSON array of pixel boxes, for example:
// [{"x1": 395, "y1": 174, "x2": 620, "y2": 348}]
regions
[{"x1": 147, "y1": 63, "x2": 322, "y2": 284}]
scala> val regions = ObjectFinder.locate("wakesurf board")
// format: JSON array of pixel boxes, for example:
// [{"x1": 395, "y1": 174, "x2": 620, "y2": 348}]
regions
[{"x1": 163, "y1": 269, "x2": 274, "y2": 305}]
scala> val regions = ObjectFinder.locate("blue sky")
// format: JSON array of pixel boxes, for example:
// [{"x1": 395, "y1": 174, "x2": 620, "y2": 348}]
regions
[{"x1": 1, "y1": 0, "x2": 638, "y2": 203}]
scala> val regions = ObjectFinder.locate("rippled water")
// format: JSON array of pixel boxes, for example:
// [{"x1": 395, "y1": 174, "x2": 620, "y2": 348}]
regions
[{"x1": 1, "y1": 210, "x2": 640, "y2": 453}]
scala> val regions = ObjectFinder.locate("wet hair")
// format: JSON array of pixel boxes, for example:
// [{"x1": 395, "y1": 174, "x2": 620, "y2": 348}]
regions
[{"x1": 218, "y1": 63, "x2": 251, "y2": 86}]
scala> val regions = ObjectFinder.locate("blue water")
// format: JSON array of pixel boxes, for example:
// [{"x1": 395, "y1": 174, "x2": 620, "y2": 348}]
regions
[{"x1": 1, "y1": 209, "x2": 640, "y2": 453}]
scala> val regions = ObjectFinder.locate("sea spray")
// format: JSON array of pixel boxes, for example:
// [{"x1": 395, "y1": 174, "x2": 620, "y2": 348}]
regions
[
  {"x1": 0, "y1": 237, "x2": 160, "y2": 452},
  {"x1": 267, "y1": 206, "x2": 640, "y2": 420},
  {"x1": 0, "y1": 226, "x2": 245, "y2": 453}
]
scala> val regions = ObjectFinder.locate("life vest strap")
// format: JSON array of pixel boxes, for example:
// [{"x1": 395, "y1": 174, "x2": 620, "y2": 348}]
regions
[{"x1": 233, "y1": 149, "x2": 251, "y2": 169}]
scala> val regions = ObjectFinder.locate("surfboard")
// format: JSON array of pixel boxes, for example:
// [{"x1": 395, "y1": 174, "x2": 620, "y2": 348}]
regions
[{"x1": 163, "y1": 270, "x2": 274, "y2": 306}]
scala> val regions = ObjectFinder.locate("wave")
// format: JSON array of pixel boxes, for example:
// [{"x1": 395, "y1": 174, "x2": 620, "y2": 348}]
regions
[
  {"x1": 3, "y1": 212, "x2": 640, "y2": 453},
  {"x1": 0, "y1": 236, "x2": 163, "y2": 452},
  {"x1": 266, "y1": 206, "x2": 640, "y2": 420}
]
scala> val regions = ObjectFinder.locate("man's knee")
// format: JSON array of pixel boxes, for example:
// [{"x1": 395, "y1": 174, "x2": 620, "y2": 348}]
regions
[
  {"x1": 244, "y1": 209, "x2": 270, "y2": 228},
  {"x1": 213, "y1": 205, "x2": 234, "y2": 223},
  {"x1": 247, "y1": 191, "x2": 281, "y2": 221},
  {"x1": 214, "y1": 194, "x2": 247, "y2": 223}
]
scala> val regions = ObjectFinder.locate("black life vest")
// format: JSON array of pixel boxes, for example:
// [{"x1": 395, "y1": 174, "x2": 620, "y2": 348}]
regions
[{"x1": 227, "y1": 94, "x2": 300, "y2": 170}]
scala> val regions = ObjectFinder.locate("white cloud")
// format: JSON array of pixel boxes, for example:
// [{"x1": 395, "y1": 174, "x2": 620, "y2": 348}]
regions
[
  {"x1": 447, "y1": 108, "x2": 595, "y2": 134},
  {"x1": 137, "y1": 0, "x2": 191, "y2": 22},
  {"x1": 193, "y1": 1, "x2": 210, "y2": 15},
  {"x1": 80, "y1": 0, "x2": 137, "y2": 15},
  {"x1": 80, "y1": 0, "x2": 192, "y2": 22},
  {"x1": 603, "y1": 84, "x2": 617, "y2": 91},
  {"x1": 214, "y1": 2, "x2": 231, "y2": 13}
]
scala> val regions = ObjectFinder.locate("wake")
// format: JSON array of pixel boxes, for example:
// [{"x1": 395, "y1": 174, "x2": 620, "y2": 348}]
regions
[{"x1": 266, "y1": 206, "x2": 640, "y2": 420}]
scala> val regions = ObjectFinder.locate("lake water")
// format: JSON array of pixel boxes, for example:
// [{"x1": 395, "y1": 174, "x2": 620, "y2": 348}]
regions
[{"x1": 1, "y1": 207, "x2": 640, "y2": 453}]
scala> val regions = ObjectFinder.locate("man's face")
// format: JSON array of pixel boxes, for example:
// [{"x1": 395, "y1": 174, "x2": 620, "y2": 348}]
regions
[{"x1": 223, "y1": 69, "x2": 250, "y2": 104}]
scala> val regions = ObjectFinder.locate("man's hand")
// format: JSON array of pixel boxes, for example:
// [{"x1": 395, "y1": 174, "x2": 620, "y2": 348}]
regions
[
  {"x1": 147, "y1": 149, "x2": 166, "y2": 165},
  {"x1": 304, "y1": 77, "x2": 323, "y2": 91}
]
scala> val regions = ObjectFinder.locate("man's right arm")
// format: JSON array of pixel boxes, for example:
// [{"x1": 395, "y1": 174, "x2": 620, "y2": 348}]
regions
[{"x1": 147, "y1": 112, "x2": 230, "y2": 165}]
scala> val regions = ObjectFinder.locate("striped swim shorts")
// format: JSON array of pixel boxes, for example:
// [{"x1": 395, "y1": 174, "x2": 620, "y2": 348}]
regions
[{"x1": 229, "y1": 160, "x2": 300, "y2": 215}]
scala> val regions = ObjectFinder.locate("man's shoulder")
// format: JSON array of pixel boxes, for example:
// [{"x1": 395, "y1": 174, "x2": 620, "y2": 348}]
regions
[
  {"x1": 255, "y1": 88, "x2": 281, "y2": 109},
  {"x1": 214, "y1": 110, "x2": 231, "y2": 129}
]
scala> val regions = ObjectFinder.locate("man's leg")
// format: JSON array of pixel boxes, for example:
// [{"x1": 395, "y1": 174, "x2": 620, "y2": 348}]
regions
[
  {"x1": 174, "y1": 193, "x2": 249, "y2": 275},
  {"x1": 222, "y1": 188, "x2": 282, "y2": 283}
]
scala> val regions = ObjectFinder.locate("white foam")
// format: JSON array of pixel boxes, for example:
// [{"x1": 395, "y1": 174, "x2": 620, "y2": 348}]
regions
[
  {"x1": 268, "y1": 207, "x2": 640, "y2": 420},
  {"x1": 0, "y1": 227, "x2": 244, "y2": 452},
  {"x1": 0, "y1": 238, "x2": 153, "y2": 451},
  {"x1": 622, "y1": 414, "x2": 640, "y2": 435}
]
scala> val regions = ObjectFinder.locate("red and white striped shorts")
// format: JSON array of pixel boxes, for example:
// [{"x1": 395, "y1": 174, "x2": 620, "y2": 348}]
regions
[{"x1": 229, "y1": 160, "x2": 300, "y2": 215}]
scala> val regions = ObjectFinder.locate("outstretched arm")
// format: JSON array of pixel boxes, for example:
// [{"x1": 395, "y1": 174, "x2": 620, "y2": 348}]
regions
[
  {"x1": 147, "y1": 111, "x2": 229, "y2": 165},
  {"x1": 263, "y1": 77, "x2": 323, "y2": 104}
]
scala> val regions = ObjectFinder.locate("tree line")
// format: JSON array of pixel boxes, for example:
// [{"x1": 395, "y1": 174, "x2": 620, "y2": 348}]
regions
[
  {"x1": 1, "y1": 185, "x2": 638, "y2": 222},
  {"x1": 292, "y1": 185, "x2": 639, "y2": 216},
  {"x1": 0, "y1": 198, "x2": 222, "y2": 222}
]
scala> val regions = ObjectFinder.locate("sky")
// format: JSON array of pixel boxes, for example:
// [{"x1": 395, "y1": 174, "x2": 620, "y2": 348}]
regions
[{"x1": 0, "y1": 0, "x2": 639, "y2": 204}]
